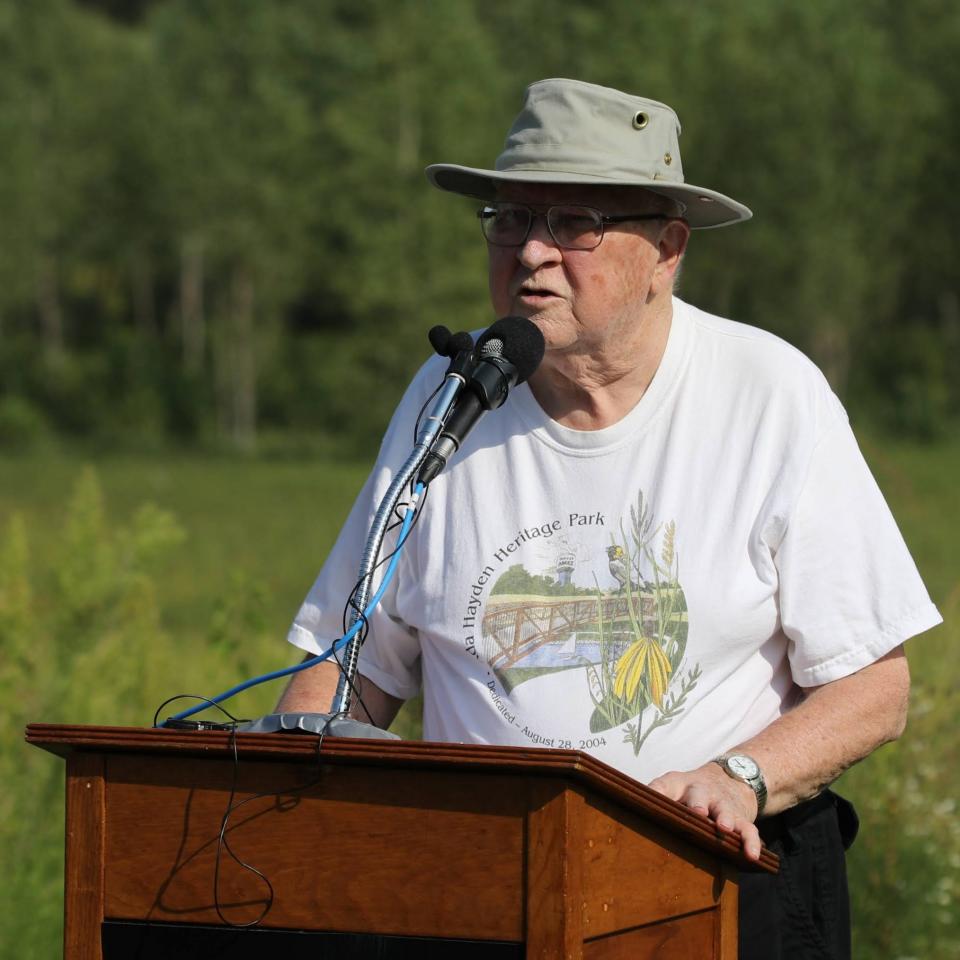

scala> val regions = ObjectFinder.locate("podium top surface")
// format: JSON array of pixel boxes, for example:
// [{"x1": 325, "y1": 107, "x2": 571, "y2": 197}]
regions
[{"x1": 26, "y1": 722, "x2": 777, "y2": 873}]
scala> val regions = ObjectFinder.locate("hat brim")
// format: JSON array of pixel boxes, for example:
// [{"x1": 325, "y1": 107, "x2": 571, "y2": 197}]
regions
[{"x1": 425, "y1": 163, "x2": 751, "y2": 230}]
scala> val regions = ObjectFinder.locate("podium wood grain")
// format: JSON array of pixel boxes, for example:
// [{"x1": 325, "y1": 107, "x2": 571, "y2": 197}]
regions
[{"x1": 28, "y1": 724, "x2": 776, "y2": 959}]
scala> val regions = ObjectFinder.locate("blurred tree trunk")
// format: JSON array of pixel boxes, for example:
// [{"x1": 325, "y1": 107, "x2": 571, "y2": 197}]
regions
[
  {"x1": 230, "y1": 265, "x2": 256, "y2": 451},
  {"x1": 130, "y1": 248, "x2": 157, "y2": 340},
  {"x1": 813, "y1": 320, "x2": 851, "y2": 399},
  {"x1": 36, "y1": 254, "x2": 64, "y2": 363},
  {"x1": 940, "y1": 291, "x2": 960, "y2": 415},
  {"x1": 179, "y1": 237, "x2": 205, "y2": 375},
  {"x1": 213, "y1": 263, "x2": 257, "y2": 451},
  {"x1": 395, "y1": 76, "x2": 420, "y2": 175}
]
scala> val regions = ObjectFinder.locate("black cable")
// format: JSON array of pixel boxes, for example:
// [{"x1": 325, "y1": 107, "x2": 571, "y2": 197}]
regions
[
  {"x1": 326, "y1": 640, "x2": 370, "y2": 723},
  {"x1": 333, "y1": 482, "x2": 431, "y2": 723},
  {"x1": 339, "y1": 490, "x2": 424, "y2": 635},
  {"x1": 411, "y1": 386, "x2": 440, "y2": 499},
  {"x1": 340, "y1": 482, "x2": 431, "y2": 635},
  {"x1": 152, "y1": 695, "x2": 248, "y2": 729},
  {"x1": 211, "y1": 716, "x2": 332, "y2": 928},
  {"x1": 413, "y1": 381, "x2": 442, "y2": 446},
  {"x1": 213, "y1": 725, "x2": 275, "y2": 927}
]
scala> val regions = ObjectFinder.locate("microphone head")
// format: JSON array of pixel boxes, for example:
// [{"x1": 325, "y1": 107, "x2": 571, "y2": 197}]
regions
[
  {"x1": 448, "y1": 331, "x2": 475, "y2": 355},
  {"x1": 428, "y1": 325, "x2": 452, "y2": 356},
  {"x1": 429, "y1": 326, "x2": 475, "y2": 359},
  {"x1": 476, "y1": 316, "x2": 545, "y2": 384}
]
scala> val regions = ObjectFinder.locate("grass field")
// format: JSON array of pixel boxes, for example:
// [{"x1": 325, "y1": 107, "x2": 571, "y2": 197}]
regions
[{"x1": 1, "y1": 435, "x2": 956, "y2": 957}]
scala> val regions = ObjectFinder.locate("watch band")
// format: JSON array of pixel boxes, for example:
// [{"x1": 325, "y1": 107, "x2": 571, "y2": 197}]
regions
[{"x1": 713, "y1": 753, "x2": 768, "y2": 817}]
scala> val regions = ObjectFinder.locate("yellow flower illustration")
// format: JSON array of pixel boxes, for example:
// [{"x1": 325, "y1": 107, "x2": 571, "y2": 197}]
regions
[{"x1": 613, "y1": 635, "x2": 673, "y2": 707}]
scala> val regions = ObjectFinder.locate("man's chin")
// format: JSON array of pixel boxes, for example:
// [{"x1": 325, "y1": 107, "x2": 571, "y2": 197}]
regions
[
  {"x1": 528, "y1": 320, "x2": 580, "y2": 356},
  {"x1": 495, "y1": 302, "x2": 575, "y2": 352}
]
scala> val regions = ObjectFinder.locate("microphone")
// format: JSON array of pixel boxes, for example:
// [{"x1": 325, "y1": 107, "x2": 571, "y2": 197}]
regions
[
  {"x1": 428, "y1": 325, "x2": 476, "y2": 378},
  {"x1": 428, "y1": 325, "x2": 473, "y2": 358},
  {"x1": 417, "y1": 316, "x2": 545, "y2": 485}
]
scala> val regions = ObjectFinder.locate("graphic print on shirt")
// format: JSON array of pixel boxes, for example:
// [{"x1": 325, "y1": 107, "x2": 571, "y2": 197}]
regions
[{"x1": 476, "y1": 490, "x2": 701, "y2": 755}]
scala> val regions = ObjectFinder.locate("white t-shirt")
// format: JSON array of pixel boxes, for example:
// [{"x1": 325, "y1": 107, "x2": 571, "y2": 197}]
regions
[{"x1": 289, "y1": 298, "x2": 940, "y2": 783}]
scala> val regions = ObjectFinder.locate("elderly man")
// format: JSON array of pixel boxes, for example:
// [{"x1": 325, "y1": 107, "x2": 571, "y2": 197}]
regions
[{"x1": 279, "y1": 79, "x2": 940, "y2": 958}]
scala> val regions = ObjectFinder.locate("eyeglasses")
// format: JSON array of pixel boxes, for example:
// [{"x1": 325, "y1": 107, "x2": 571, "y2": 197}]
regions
[{"x1": 477, "y1": 202, "x2": 667, "y2": 251}]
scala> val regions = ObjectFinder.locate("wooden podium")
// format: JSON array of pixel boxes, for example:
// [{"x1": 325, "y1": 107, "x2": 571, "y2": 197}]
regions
[{"x1": 26, "y1": 724, "x2": 776, "y2": 959}]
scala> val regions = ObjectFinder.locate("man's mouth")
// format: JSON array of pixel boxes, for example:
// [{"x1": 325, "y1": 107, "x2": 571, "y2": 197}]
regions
[{"x1": 517, "y1": 285, "x2": 559, "y2": 301}]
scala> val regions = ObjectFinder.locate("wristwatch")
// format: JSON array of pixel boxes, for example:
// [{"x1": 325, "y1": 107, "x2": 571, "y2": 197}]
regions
[{"x1": 713, "y1": 753, "x2": 767, "y2": 817}]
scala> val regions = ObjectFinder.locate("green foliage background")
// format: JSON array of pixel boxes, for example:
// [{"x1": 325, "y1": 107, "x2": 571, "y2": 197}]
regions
[
  {"x1": 0, "y1": 0, "x2": 957, "y2": 957},
  {"x1": 0, "y1": 0, "x2": 958, "y2": 452},
  {"x1": 0, "y1": 448, "x2": 956, "y2": 958}
]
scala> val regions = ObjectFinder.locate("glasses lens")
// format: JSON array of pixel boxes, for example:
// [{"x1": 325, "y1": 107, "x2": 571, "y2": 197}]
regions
[
  {"x1": 479, "y1": 204, "x2": 530, "y2": 246},
  {"x1": 548, "y1": 206, "x2": 603, "y2": 250}
]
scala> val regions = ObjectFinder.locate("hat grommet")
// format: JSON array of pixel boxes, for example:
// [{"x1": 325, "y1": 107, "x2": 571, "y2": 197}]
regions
[
  {"x1": 664, "y1": 153, "x2": 673, "y2": 166},
  {"x1": 632, "y1": 111, "x2": 649, "y2": 130}
]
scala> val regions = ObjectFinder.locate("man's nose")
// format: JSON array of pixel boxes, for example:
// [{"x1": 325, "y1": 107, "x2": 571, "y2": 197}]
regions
[{"x1": 517, "y1": 214, "x2": 562, "y2": 268}]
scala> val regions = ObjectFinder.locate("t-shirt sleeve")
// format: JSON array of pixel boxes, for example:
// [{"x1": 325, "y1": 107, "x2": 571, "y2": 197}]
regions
[
  {"x1": 775, "y1": 413, "x2": 941, "y2": 687},
  {"x1": 285, "y1": 359, "x2": 444, "y2": 701}
]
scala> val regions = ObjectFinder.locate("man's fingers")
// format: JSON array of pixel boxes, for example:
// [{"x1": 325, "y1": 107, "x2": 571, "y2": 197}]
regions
[
  {"x1": 647, "y1": 774, "x2": 684, "y2": 801},
  {"x1": 681, "y1": 785, "x2": 711, "y2": 816},
  {"x1": 649, "y1": 767, "x2": 764, "y2": 860},
  {"x1": 708, "y1": 790, "x2": 751, "y2": 825},
  {"x1": 706, "y1": 807, "x2": 763, "y2": 862},
  {"x1": 650, "y1": 773, "x2": 721, "y2": 812},
  {"x1": 710, "y1": 798, "x2": 737, "y2": 831},
  {"x1": 734, "y1": 818, "x2": 763, "y2": 861},
  {"x1": 650, "y1": 778, "x2": 716, "y2": 817},
  {"x1": 649, "y1": 767, "x2": 764, "y2": 862},
  {"x1": 709, "y1": 808, "x2": 763, "y2": 861}
]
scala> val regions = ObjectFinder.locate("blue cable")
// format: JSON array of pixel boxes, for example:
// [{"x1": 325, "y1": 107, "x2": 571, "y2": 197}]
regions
[{"x1": 161, "y1": 484, "x2": 424, "y2": 725}]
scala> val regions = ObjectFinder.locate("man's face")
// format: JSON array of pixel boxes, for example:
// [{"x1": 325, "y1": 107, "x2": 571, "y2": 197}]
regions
[{"x1": 486, "y1": 183, "x2": 685, "y2": 362}]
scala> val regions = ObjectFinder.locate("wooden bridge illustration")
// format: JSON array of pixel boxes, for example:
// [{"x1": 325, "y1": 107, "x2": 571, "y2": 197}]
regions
[{"x1": 482, "y1": 594, "x2": 655, "y2": 670}]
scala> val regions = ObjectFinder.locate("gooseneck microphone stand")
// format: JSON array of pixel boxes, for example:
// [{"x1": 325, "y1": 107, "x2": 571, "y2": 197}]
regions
[
  {"x1": 329, "y1": 317, "x2": 543, "y2": 728},
  {"x1": 329, "y1": 367, "x2": 465, "y2": 719}
]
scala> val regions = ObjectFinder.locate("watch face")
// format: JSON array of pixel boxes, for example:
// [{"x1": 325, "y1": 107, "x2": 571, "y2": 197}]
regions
[{"x1": 727, "y1": 756, "x2": 759, "y2": 779}]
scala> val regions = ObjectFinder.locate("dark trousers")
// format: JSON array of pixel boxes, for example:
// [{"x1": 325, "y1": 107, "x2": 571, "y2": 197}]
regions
[{"x1": 738, "y1": 790, "x2": 860, "y2": 960}]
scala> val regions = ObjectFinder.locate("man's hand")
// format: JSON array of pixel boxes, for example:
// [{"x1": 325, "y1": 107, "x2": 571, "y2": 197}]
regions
[
  {"x1": 649, "y1": 762, "x2": 763, "y2": 861},
  {"x1": 648, "y1": 647, "x2": 911, "y2": 865}
]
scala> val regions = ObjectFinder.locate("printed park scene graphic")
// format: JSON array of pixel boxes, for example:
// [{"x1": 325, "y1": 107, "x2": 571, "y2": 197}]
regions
[{"x1": 480, "y1": 492, "x2": 701, "y2": 755}]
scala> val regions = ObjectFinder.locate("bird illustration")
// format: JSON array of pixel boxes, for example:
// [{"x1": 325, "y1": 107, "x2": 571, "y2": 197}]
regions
[{"x1": 606, "y1": 544, "x2": 639, "y2": 593}]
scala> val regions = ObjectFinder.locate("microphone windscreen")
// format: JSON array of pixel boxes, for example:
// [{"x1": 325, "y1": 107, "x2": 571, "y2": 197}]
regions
[
  {"x1": 428, "y1": 325, "x2": 452, "y2": 356},
  {"x1": 477, "y1": 316, "x2": 546, "y2": 384},
  {"x1": 448, "y1": 331, "x2": 475, "y2": 355}
]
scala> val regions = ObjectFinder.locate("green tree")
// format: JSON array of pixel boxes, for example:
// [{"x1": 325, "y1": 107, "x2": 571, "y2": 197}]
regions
[
  {"x1": 281, "y1": 0, "x2": 508, "y2": 447},
  {"x1": 0, "y1": 467, "x2": 185, "y2": 955},
  {"x1": 150, "y1": 0, "x2": 318, "y2": 449}
]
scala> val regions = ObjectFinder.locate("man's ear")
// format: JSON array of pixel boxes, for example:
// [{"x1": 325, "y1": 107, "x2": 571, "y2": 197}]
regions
[{"x1": 653, "y1": 219, "x2": 690, "y2": 294}]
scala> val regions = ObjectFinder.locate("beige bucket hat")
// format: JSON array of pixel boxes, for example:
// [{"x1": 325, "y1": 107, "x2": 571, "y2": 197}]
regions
[{"x1": 426, "y1": 78, "x2": 751, "y2": 230}]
